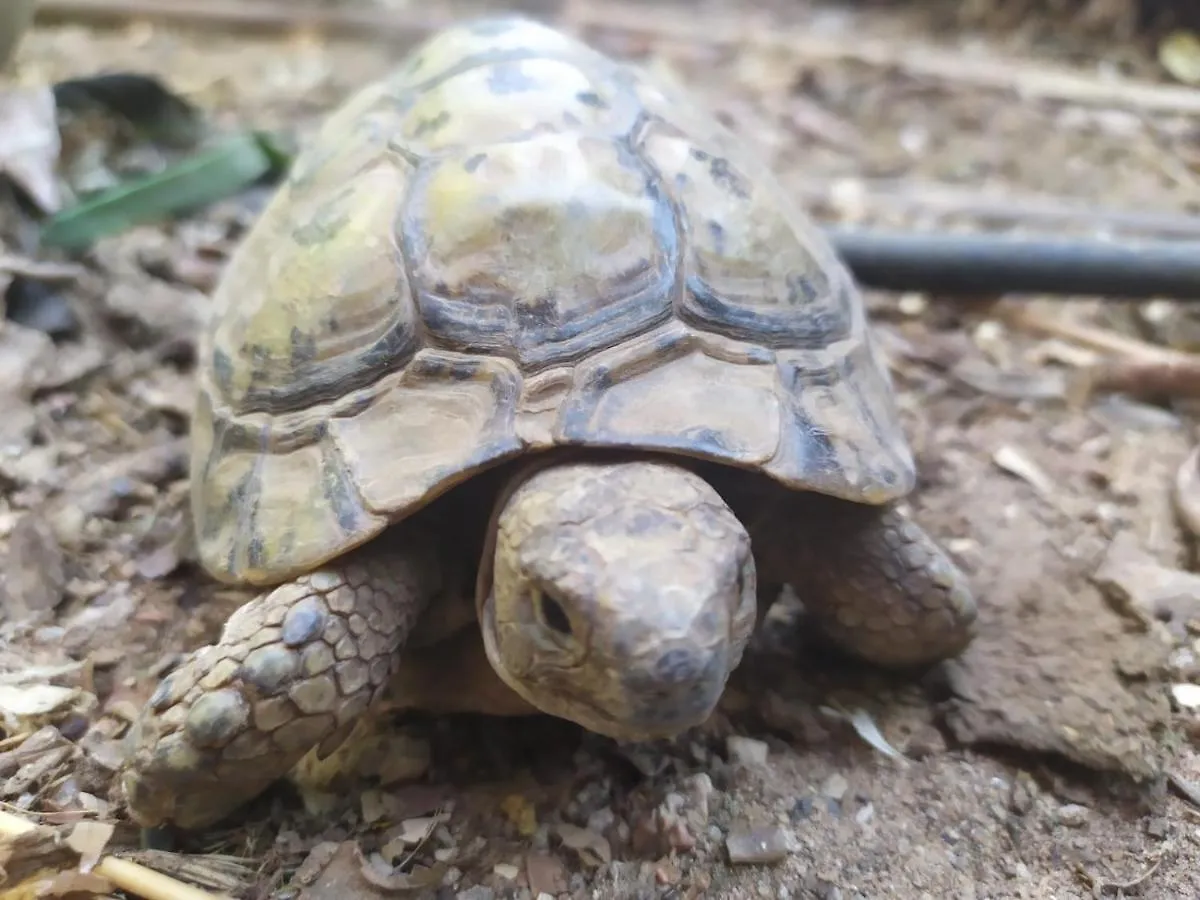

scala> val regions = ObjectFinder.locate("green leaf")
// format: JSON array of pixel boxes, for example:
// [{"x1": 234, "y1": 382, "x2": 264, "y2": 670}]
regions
[{"x1": 40, "y1": 131, "x2": 292, "y2": 251}]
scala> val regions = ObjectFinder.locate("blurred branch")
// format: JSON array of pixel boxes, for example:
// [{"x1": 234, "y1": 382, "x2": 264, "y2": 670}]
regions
[{"x1": 34, "y1": 0, "x2": 1200, "y2": 114}]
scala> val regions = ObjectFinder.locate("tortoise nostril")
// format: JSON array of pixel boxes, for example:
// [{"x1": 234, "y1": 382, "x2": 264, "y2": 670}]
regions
[{"x1": 539, "y1": 593, "x2": 572, "y2": 635}]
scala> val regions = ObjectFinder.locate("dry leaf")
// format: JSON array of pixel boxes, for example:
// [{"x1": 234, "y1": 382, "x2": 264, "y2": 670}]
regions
[
  {"x1": 30, "y1": 869, "x2": 112, "y2": 898},
  {"x1": 0, "y1": 685, "x2": 80, "y2": 733},
  {"x1": 0, "y1": 85, "x2": 61, "y2": 212},
  {"x1": 555, "y1": 823, "x2": 612, "y2": 866},
  {"x1": 63, "y1": 823, "x2": 113, "y2": 873}
]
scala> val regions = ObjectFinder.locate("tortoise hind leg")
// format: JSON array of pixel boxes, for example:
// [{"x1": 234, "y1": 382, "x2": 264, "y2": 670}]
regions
[
  {"x1": 119, "y1": 526, "x2": 448, "y2": 830},
  {"x1": 753, "y1": 495, "x2": 978, "y2": 668}
]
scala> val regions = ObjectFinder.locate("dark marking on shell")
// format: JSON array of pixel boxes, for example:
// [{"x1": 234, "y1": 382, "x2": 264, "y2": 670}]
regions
[
  {"x1": 707, "y1": 220, "x2": 726, "y2": 256},
  {"x1": 211, "y1": 347, "x2": 235, "y2": 397},
  {"x1": 246, "y1": 531, "x2": 267, "y2": 572},
  {"x1": 708, "y1": 157, "x2": 749, "y2": 200},
  {"x1": 230, "y1": 308, "x2": 417, "y2": 416},
  {"x1": 289, "y1": 326, "x2": 318, "y2": 367},
  {"x1": 577, "y1": 90, "x2": 608, "y2": 109},
  {"x1": 487, "y1": 59, "x2": 540, "y2": 95},
  {"x1": 463, "y1": 152, "x2": 487, "y2": 173},
  {"x1": 782, "y1": 382, "x2": 841, "y2": 480},
  {"x1": 784, "y1": 272, "x2": 820, "y2": 307},
  {"x1": 562, "y1": 110, "x2": 582, "y2": 129},
  {"x1": 684, "y1": 277, "x2": 846, "y2": 350},
  {"x1": 411, "y1": 110, "x2": 451, "y2": 139},
  {"x1": 320, "y1": 439, "x2": 367, "y2": 535},
  {"x1": 292, "y1": 189, "x2": 355, "y2": 246}
]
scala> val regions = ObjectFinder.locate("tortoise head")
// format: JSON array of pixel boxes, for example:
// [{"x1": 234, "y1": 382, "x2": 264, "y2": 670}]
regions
[{"x1": 477, "y1": 458, "x2": 758, "y2": 741}]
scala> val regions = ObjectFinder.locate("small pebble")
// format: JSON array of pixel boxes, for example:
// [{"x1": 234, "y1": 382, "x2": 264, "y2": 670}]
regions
[
  {"x1": 685, "y1": 772, "x2": 714, "y2": 823},
  {"x1": 455, "y1": 887, "x2": 492, "y2": 900},
  {"x1": 493, "y1": 863, "x2": 520, "y2": 880},
  {"x1": 1172, "y1": 683, "x2": 1200, "y2": 709},
  {"x1": 1056, "y1": 804, "x2": 1090, "y2": 828},
  {"x1": 726, "y1": 826, "x2": 790, "y2": 864},
  {"x1": 1146, "y1": 817, "x2": 1171, "y2": 839},
  {"x1": 586, "y1": 806, "x2": 615, "y2": 833},
  {"x1": 820, "y1": 773, "x2": 849, "y2": 800},
  {"x1": 726, "y1": 735, "x2": 769, "y2": 766}
]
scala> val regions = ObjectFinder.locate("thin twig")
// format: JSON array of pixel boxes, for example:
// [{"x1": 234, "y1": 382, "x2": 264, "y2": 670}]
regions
[
  {"x1": 1074, "y1": 854, "x2": 1164, "y2": 897},
  {"x1": 34, "y1": 0, "x2": 1200, "y2": 115},
  {"x1": 795, "y1": 179, "x2": 1200, "y2": 241},
  {"x1": 997, "y1": 305, "x2": 1191, "y2": 365},
  {"x1": 0, "y1": 810, "x2": 232, "y2": 900},
  {"x1": 997, "y1": 305, "x2": 1200, "y2": 401},
  {"x1": 1168, "y1": 769, "x2": 1200, "y2": 809}
]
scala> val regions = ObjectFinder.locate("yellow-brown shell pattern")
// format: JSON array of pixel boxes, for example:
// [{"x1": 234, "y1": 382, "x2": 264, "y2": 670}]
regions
[{"x1": 194, "y1": 16, "x2": 914, "y2": 587}]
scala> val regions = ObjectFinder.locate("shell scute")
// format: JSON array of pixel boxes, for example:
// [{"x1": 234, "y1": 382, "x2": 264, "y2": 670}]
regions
[
  {"x1": 208, "y1": 160, "x2": 417, "y2": 416},
  {"x1": 327, "y1": 350, "x2": 524, "y2": 516},
  {"x1": 402, "y1": 132, "x2": 678, "y2": 370}
]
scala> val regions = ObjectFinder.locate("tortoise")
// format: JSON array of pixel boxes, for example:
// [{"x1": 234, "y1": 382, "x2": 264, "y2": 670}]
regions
[{"x1": 119, "y1": 16, "x2": 977, "y2": 830}]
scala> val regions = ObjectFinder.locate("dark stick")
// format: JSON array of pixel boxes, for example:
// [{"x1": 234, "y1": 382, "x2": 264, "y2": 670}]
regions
[{"x1": 827, "y1": 228, "x2": 1200, "y2": 299}]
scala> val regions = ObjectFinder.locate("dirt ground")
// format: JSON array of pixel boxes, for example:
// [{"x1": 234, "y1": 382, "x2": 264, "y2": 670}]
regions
[{"x1": 2, "y1": 1, "x2": 1200, "y2": 898}]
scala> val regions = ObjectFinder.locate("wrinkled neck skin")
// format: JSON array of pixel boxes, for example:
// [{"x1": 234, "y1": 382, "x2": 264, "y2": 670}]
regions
[{"x1": 476, "y1": 453, "x2": 758, "y2": 742}]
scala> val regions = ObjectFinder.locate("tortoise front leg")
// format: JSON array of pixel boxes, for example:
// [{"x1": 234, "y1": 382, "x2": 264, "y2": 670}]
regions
[
  {"x1": 753, "y1": 495, "x2": 978, "y2": 668},
  {"x1": 120, "y1": 527, "x2": 447, "y2": 830}
]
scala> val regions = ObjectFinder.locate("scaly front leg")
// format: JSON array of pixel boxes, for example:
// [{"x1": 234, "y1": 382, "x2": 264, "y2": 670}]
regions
[
  {"x1": 752, "y1": 493, "x2": 977, "y2": 669},
  {"x1": 120, "y1": 527, "x2": 447, "y2": 829}
]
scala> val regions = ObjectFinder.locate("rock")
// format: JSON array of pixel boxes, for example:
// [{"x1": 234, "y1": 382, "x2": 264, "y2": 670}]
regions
[
  {"x1": 586, "y1": 806, "x2": 615, "y2": 834},
  {"x1": 1, "y1": 513, "x2": 66, "y2": 621},
  {"x1": 1171, "y1": 683, "x2": 1200, "y2": 708},
  {"x1": 726, "y1": 735, "x2": 769, "y2": 766},
  {"x1": 455, "y1": 887, "x2": 494, "y2": 900},
  {"x1": 725, "y1": 826, "x2": 790, "y2": 864},
  {"x1": 492, "y1": 863, "x2": 519, "y2": 880},
  {"x1": 685, "y1": 772, "x2": 714, "y2": 825},
  {"x1": 1055, "y1": 803, "x2": 1090, "y2": 828},
  {"x1": 820, "y1": 773, "x2": 849, "y2": 800},
  {"x1": 1093, "y1": 532, "x2": 1200, "y2": 640}
]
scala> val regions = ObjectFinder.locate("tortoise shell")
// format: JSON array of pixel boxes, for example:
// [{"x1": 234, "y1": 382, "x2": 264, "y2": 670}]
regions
[{"x1": 191, "y1": 16, "x2": 914, "y2": 587}]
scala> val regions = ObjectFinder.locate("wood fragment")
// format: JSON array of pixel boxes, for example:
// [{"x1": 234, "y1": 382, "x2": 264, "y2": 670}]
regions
[{"x1": 0, "y1": 810, "x2": 233, "y2": 900}]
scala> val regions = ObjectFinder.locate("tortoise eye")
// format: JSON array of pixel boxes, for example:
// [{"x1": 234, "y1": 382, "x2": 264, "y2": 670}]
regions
[{"x1": 537, "y1": 591, "x2": 573, "y2": 636}]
